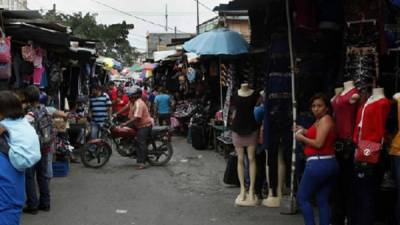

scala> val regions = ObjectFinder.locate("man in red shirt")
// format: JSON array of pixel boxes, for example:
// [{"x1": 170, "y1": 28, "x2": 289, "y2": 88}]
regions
[
  {"x1": 114, "y1": 88, "x2": 129, "y2": 122},
  {"x1": 107, "y1": 81, "x2": 118, "y2": 102}
]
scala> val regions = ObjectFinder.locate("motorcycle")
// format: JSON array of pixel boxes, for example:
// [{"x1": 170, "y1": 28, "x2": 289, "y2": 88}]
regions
[{"x1": 80, "y1": 120, "x2": 173, "y2": 168}]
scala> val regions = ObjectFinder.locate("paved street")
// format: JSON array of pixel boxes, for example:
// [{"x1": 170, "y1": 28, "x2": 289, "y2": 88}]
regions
[{"x1": 21, "y1": 137, "x2": 302, "y2": 225}]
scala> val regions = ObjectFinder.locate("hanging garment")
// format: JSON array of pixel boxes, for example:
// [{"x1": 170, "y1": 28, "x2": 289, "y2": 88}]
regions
[
  {"x1": 294, "y1": 0, "x2": 317, "y2": 31},
  {"x1": 21, "y1": 45, "x2": 34, "y2": 62},
  {"x1": 332, "y1": 87, "x2": 359, "y2": 139},
  {"x1": 33, "y1": 67, "x2": 45, "y2": 86},
  {"x1": 33, "y1": 48, "x2": 43, "y2": 68},
  {"x1": 40, "y1": 69, "x2": 48, "y2": 88}
]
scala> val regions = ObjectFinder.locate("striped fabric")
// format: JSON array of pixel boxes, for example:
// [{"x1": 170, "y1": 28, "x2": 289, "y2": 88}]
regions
[{"x1": 90, "y1": 94, "x2": 111, "y2": 124}]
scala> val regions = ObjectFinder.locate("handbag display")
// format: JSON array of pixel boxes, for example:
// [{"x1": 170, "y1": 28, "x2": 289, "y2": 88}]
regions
[{"x1": 355, "y1": 140, "x2": 381, "y2": 164}]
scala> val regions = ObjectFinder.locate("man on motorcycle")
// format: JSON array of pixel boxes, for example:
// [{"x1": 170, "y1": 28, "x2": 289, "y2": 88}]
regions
[{"x1": 120, "y1": 87, "x2": 153, "y2": 170}]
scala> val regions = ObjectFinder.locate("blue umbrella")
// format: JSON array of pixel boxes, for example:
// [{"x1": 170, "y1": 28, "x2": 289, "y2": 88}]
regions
[
  {"x1": 183, "y1": 28, "x2": 249, "y2": 111},
  {"x1": 183, "y1": 28, "x2": 249, "y2": 55}
]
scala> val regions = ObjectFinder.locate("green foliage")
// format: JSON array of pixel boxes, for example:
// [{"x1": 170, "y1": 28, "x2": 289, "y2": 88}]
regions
[{"x1": 43, "y1": 10, "x2": 141, "y2": 65}]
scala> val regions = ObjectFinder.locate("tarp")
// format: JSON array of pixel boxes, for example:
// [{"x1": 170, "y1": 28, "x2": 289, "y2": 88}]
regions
[{"x1": 154, "y1": 50, "x2": 177, "y2": 62}]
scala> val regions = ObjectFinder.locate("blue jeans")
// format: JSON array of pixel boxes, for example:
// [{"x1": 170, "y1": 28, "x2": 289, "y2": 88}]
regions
[
  {"x1": 393, "y1": 156, "x2": 400, "y2": 225},
  {"x1": 90, "y1": 123, "x2": 102, "y2": 140},
  {"x1": 25, "y1": 153, "x2": 51, "y2": 208},
  {"x1": 298, "y1": 158, "x2": 339, "y2": 225}
]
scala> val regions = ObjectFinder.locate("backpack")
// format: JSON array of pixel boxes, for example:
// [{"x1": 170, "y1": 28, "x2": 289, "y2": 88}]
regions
[{"x1": 30, "y1": 106, "x2": 55, "y2": 149}]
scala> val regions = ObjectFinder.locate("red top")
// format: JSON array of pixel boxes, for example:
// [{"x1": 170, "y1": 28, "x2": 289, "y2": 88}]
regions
[
  {"x1": 115, "y1": 95, "x2": 130, "y2": 116},
  {"x1": 353, "y1": 98, "x2": 391, "y2": 144},
  {"x1": 110, "y1": 87, "x2": 118, "y2": 101},
  {"x1": 331, "y1": 88, "x2": 359, "y2": 139},
  {"x1": 304, "y1": 124, "x2": 337, "y2": 157}
]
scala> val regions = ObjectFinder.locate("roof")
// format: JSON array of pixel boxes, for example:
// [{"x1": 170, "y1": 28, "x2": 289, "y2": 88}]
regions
[
  {"x1": 213, "y1": 2, "x2": 247, "y2": 11},
  {"x1": 1, "y1": 10, "x2": 42, "y2": 20},
  {"x1": 228, "y1": 0, "x2": 281, "y2": 9}
]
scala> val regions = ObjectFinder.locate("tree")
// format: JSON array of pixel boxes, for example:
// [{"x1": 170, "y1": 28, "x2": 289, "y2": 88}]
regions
[{"x1": 43, "y1": 10, "x2": 142, "y2": 65}]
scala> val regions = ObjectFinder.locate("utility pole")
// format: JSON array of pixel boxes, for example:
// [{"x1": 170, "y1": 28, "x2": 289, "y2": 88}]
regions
[
  {"x1": 196, "y1": 0, "x2": 200, "y2": 34},
  {"x1": 53, "y1": 3, "x2": 56, "y2": 14},
  {"x1": 165, "y1": 4, "x2": 168, "y2": 32},
  {"x1": 174, "y1": 26, "x2": 177, "y2": 38}
]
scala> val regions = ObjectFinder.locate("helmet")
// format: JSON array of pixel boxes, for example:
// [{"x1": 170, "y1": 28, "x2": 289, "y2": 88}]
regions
[{"x1": 126, "y1": 87, "x2": 142, "y2": 98}]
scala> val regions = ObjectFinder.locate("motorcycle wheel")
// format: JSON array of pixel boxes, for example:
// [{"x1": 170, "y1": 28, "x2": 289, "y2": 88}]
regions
[
  {"x1": 80, "y1": 143, "x2": 112, "y2": 168},
  {"x1": 147, "y1": 141, "x2": 173, "y2": 166}
]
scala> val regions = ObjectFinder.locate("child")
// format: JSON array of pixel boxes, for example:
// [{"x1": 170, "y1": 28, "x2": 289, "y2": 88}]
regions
[{"x1": 0, "y1": 91, "x2": 41, "y2": 171}]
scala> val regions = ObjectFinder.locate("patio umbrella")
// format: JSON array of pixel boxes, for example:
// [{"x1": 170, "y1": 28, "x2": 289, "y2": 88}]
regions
[
  {"x1": 130, "y1": 64, "x2": 143, "y2": 72},
  {"x1": 183, "y1": 28, "x2": 249, "y2": 110}
]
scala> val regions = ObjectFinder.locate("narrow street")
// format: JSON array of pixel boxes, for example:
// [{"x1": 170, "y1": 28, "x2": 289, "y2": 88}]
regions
[{"x1": 21, "y1": 137, "x2": 302, "y2": 225}]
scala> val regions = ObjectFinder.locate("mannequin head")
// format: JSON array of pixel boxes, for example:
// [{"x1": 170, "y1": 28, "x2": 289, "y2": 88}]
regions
[
  {"x1": 343, "y1": 80, "x2": 355, "y2": 90},
  {"x1": 240, "y1": 83, "x2": 250, "y2": 90}
]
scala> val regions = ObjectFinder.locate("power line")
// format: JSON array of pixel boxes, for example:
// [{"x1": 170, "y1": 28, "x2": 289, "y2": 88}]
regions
[
  {"x1": 192, "y1": 0, "x2": 216, "y2": 13},
  {"x1": 89, "y1": 0, "x2": 187, "y2": 33}
]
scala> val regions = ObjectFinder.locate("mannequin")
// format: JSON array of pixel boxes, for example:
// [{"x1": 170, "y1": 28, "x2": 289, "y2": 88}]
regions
[
  {"x1": 331, "y1": 80, "x2": 359, "y2": 225},
  {"x1": 331, "y1": 87, "x2": 344, "y2": 103},
  {"x1": 262, "y1": 148, "x2": 285, "y2": 207},
  {"x1": 352, "y1": 87, "x2": 390, "y2": 225},
  {"x1": 231, "y1": 83, "x2": 259, "y2": 206}
]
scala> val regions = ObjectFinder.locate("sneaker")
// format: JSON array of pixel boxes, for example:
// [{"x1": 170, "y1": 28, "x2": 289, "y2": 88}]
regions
[
  {"x1": 23, "y1": 207, "x2": 39, "y2": 215},
  {"x1": 38, "y1": 204, "x2": 50, "y2": 212},
  {"x1": 135, "y1": 163, "x2": 146, "y2": 170}
]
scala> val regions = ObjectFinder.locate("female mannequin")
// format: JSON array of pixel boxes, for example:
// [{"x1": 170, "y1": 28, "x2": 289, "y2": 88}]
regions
[
  {"x1": 231, "y1": 83, "x2": 259, "y2": 206},
  {"x1": 331, "y1": 80, "x2": 359, "y2": 225},
  {"x1": 352, "y1": 87, "x2": 390, "y2": 225}
]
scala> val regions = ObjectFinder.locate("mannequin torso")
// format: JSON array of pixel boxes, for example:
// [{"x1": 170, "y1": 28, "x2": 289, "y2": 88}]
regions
[
  {"x1": 238, "y1": 83, "x2": 254, "y2": 97},
  {"x1": 341, "y1": 81, "x2": 359, "y2": 104}
]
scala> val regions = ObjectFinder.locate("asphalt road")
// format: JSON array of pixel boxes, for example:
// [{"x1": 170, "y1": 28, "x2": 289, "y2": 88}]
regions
[{"x1": 21, "y1": 137, "x2": 303, "y2": 225}]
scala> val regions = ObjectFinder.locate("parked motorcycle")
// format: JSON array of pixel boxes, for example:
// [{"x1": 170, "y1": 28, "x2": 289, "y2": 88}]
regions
[{"x1": 80, "y1": 120, "x2": 173, "y2": 168}]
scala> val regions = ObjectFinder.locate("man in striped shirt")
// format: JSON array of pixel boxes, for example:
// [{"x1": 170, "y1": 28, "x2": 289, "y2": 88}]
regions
[{"x1": 89, "y1": 84, "x2": 112, "y2": 139}]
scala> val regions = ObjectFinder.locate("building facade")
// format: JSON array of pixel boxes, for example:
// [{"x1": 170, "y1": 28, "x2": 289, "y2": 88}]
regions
[{"x1": 146, "y1": 33, "x2": 194, "y2": 58}]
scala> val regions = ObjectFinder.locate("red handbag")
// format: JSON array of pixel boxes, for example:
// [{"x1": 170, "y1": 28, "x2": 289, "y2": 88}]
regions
[{"x1": 355, "y1": 140, "x2": 381, "y2": 164}]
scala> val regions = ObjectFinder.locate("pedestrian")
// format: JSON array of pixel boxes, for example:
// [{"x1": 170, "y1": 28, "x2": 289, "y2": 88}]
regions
[
  {"x1": 295, "y1": 93, "x2": 339, "y2": 225},
  {"x1": 114, "y1": 88, "x2": 130, "y2": 123},
  {"x1": 154, "y1": 87, "x2": 172, "y2": 126},
  {"x1": 89, "y1": 84, "x2": 112, "y2": 139},
  {"x1": 23, "y1": 86, "x2": 57, "y2": 214},
  {"x1": 121, "y1": 87, "x2": 153, "y2": 170},
  {"x1": 0, "y1": 91, "x2": 40, "y2": 224},
  {"x1": 107, "y1": 81, "x2": 118, "y2": 101}
]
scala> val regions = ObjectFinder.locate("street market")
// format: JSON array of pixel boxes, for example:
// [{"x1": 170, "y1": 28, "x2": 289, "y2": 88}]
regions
[{"x1": 0, "y1": 0, "x2": 399, "y2": 225}]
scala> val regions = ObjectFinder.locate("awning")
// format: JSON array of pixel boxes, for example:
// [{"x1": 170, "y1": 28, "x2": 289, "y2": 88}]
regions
[
  {"x1": 153, "y1": 50, "x2": 177, "y2": 62},
  {"x1": 5, "y1": 23, "x2": 70, "y2": 47}
]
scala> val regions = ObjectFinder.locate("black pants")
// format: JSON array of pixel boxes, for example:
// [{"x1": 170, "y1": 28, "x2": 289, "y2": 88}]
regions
[
  {"x1": 136, "y1": 126, "x2": 151, "y2": 164},
  {"x1": 25, "y1": 153, "x2": 50, "y2": 208},
  {"x1": 352, "y1": 164, "x2": 380, "y2": 225},
  {"x1": 331, "y1": 140, "x2": 355, "y2": 225},
  {"x1": 158, "y1": 113, "x2": 171, "y2": 126},
  {"x1": 266, "y1": 112, "x2": 292, "y2": 196}
]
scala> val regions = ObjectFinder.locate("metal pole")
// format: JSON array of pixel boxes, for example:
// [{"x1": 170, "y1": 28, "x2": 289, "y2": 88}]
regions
[
  {"x1": 196, "y1": 0, "x2": 200, "y2": 34},
  {"x1": 280, "y1": 0, "x2": 297, "y2": 215},
  {"x1": 165, "y1": 4, "x2": 168, "y2": 32},
  {"x1": 219, "y1": 57, "x2": 223, "y2": 110}
]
